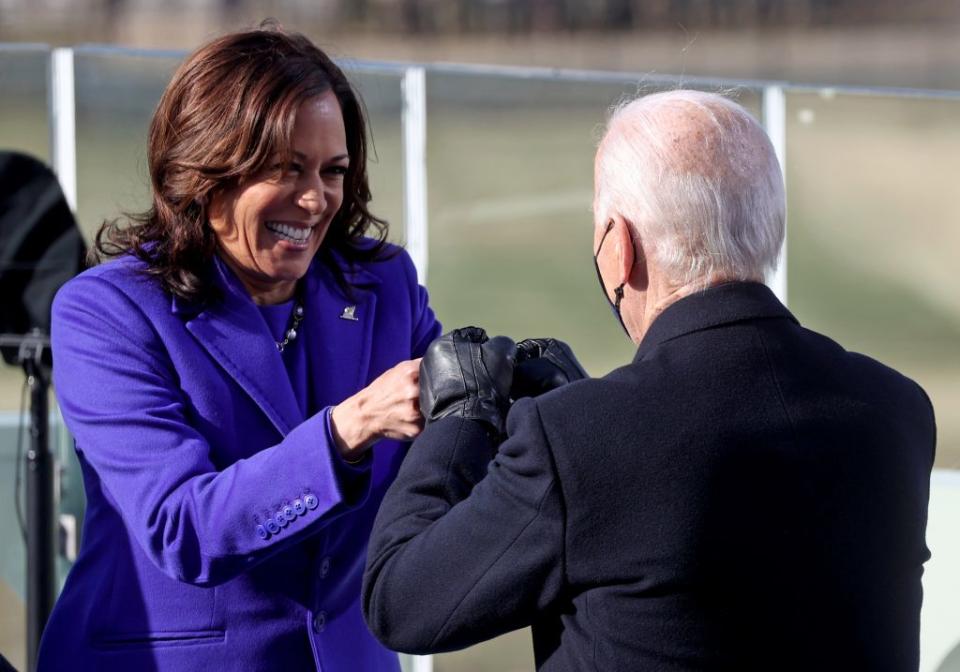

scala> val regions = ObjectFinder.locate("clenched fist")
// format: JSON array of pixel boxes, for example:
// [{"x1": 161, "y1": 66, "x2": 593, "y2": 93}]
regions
[
  {"x1": 419, "y1": 327, "x2": 516, "y2": 435},
  {"x1": 331, "y1": 359, "x2": 424, "y2": 461},
  {"x1": 511, "y1": 338, "x2": 588, "y2": 399}
]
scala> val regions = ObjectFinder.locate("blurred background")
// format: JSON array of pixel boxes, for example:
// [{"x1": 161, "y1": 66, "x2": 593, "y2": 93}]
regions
[
  {"x1": 1, "y1": 1, "x2": 959, "y2": 671},
  {"x1": 2, "y1": 0, "x2": 960, "y2": 88}
]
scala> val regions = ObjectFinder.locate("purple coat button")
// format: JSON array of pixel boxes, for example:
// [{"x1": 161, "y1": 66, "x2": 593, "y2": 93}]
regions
[
  {"x1": 293, "y1": 499, "x2": 306, "y2": 515},
  {"x1": 304, "y1": 494, "x2": 319, "y2": 510},
  {"x1": 266, "y1": 519, "x2": 280, "y2": 534},
  {"x1": 256, "y1": 525, "x2": 269, "y2": 540}
]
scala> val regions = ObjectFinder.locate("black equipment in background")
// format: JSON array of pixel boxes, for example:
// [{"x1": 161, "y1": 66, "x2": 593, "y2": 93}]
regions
[
  {"x1": 1, "y1": 151, "x2": 86, "y2": 364},
  {"x1": 0, "y1": 150, "x2": 86, "y2": 672}
]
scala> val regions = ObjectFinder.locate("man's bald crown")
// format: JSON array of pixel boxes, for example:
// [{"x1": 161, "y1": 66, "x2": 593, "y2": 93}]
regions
[{"x1": 594, "y1": 90, "x2": 785, "y2": 288}]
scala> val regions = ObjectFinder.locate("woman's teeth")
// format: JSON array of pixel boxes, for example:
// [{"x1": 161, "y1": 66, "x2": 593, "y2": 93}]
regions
[{"x1": 266, "y1": 222, "x2": 313, "y2": 243}]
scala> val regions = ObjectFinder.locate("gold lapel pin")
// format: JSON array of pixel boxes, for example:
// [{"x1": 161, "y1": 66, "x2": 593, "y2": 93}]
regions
[{"x1": 339, "y1": 305, "x2": 359, "y2": 321}]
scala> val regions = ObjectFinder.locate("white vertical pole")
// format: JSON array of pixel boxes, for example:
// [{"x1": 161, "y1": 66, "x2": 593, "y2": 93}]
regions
[
  {"x1": 49, "y1": 48, "x2": 78, "y2": 214},
  {"x1": 401, "y1": 65, "x2": 432, "y2": 672},
  {"x1": 410, "y1": 652, "x2": 434, "y2": 671},
  {"x1": 398, "y1": 652, "x2": 434, "y2": 672},
  {"x1": 761, "y1": 84, "x2": 787, "y2": 305},
  {"x1": 401, "y1": 66, "x2": 429, "y2": 285}
]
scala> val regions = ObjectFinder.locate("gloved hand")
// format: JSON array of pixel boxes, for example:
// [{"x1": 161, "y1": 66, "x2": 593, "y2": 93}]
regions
[
  {"x1": 419, "y1": 327, "x2": 517, "y2": 434},
  {"x1": 511, "y1": 338, "x2": 589, "y2": 400}
]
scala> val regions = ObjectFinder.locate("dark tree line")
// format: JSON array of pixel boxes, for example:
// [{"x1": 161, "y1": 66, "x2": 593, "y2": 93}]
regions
[
  {"x1": 7, "y1": 0, "x2": 953, "y2": 42},
  {"x1": 336, "y1": 0, "x2": 959, "y2": 33}
]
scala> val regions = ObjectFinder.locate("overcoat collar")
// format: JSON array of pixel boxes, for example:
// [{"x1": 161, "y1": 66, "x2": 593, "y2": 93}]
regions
[
  {"x1": 172, "y1": 253, "x2": 381, "y2": 436},
  {"x1": 634, "y1": 281, "x2": 798, "y2": 363}
]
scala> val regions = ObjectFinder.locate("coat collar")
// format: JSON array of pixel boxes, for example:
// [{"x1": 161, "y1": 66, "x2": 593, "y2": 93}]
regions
[
  {"x1": 171, "y1": 252, "x2": 381, "y2": 436},
  {"x1": 634, "y1": 281, "x2": 798, "y2": 363}
]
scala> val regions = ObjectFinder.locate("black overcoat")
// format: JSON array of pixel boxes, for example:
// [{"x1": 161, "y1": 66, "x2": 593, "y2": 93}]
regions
[{"x1": 364, "y1": 281, "x2": 936, "y2": 671}]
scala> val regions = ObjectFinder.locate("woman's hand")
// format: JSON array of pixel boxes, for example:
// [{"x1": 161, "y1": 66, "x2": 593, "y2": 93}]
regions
[{"x1": 330, "y1": 359, "x2": 424, "y2": 461}]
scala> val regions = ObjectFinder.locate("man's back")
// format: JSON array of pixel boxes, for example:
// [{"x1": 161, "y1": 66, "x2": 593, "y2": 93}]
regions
[
  {"x1": 364, "y1": 282, "x2": 935, "y2": 671},
  {"x1": 533, "y1": 282, "x2": 934, "y2": 669}
]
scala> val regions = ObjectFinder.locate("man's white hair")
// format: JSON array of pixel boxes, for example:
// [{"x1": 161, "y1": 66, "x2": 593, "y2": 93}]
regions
[{"x1": 594, "y1": 90, "x2": 785, "y2": 288}]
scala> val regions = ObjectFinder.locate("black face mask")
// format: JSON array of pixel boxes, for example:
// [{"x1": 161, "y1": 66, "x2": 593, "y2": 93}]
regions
[{"x1": 593, "y1": 220, "x2": 629, "y2": 338}]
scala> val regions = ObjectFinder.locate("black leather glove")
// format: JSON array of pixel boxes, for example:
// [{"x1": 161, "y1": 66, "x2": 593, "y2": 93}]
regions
[
  {"x1": 419, "y1": 327, "x2": 517, "y2": 434},
  {"x1": 511, "y1": 338, "x2": 589, "y2": 400}
]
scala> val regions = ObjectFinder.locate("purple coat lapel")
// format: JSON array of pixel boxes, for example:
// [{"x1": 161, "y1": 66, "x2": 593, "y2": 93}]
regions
[
  {"x1": 174, "y1": 258, "x2": 301, "y2": 435},
  {"x1": 304, "y1": 259, "x2": 380, "y2": 410}
]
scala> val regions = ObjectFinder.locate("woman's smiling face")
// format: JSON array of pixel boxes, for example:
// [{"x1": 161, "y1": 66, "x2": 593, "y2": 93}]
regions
[{"x1": 208, "y1": 91, "x2": 349, "y2": 304}]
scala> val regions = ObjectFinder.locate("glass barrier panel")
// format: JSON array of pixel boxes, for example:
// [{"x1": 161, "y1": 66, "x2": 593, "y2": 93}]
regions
[
  {"x1": 0, "y1": 46, "x2": 50, "y2": 162},
  {"x1": 785, "y1": 90, "x2": 960, "y2": 468},
  {"x1": 343, "y1": 68, "x2": 406, "y2": 244},
  {"x1": 73, "y1": 49, "x2": 182, "y2": 241}
]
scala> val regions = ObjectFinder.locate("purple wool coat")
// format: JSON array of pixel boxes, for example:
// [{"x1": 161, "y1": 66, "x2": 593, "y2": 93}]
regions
[{"x1": 38, "y1": 243, "x2": 440, "y2": 671}]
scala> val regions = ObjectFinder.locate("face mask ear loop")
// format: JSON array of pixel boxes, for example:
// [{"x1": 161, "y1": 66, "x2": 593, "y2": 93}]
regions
[
  {"x1": 612, "y1": 283, "x2": 628, "y2": 337},
  {"x1": 594, "y1": 221, "x2": 631, "y2": 338}
]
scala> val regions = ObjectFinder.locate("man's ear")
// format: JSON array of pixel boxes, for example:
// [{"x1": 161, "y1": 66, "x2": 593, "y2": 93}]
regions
[{"x1": 611, "y1": 215, "x2": 644, "y2": 288}]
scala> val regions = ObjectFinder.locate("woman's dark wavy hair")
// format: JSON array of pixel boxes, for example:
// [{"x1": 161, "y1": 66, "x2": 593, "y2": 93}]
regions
[{"x1": 93, "y1": 22, "x2": 390, "y2": 303}]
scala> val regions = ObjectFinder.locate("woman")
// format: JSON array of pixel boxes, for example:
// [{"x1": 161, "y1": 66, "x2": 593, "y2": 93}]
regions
[{"x1": 38, "y1": 26, "x2": 439, "y2": 671}]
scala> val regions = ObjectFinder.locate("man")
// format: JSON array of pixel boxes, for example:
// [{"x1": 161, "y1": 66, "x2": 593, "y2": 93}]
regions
[{"x1": 362, "y1": 90, "x2": 936, "y2": 670}]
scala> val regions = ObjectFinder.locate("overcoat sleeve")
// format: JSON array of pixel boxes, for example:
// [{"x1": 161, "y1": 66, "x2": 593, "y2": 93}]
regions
[
  {"x1": 51, "y1": 274, "x2": 378, "y2": 586},
  {"x1": 362, "y1": 398, "x2": 566, "y2": 654}
]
